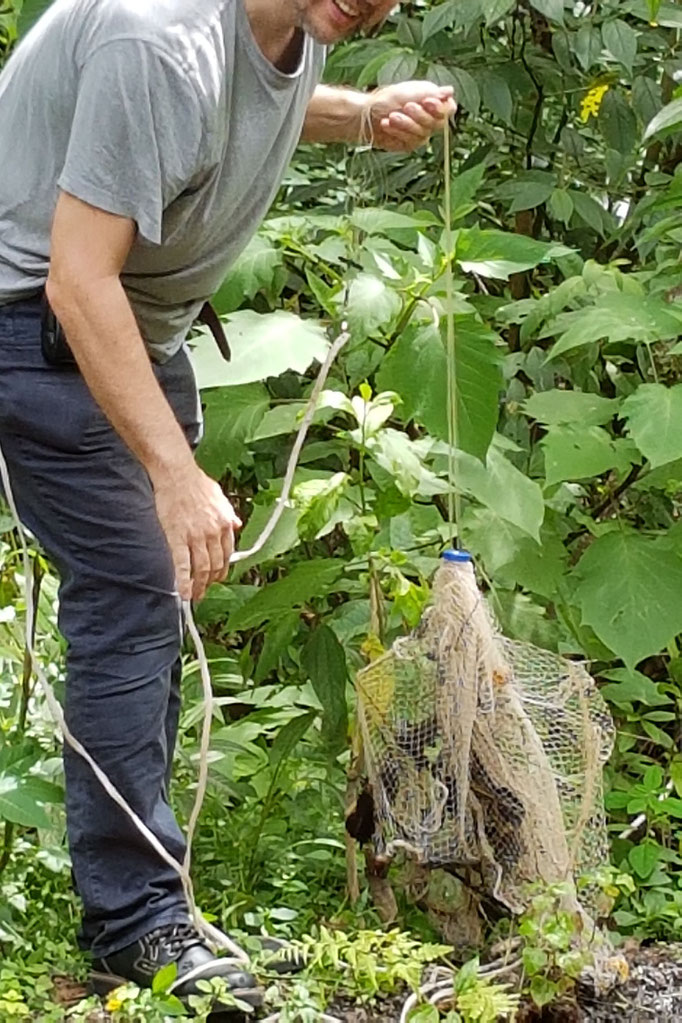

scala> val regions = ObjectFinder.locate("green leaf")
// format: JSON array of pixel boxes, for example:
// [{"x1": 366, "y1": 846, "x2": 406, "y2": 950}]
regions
[
  {"x1": 530, "y1": 0, "x2": 564, "y2": 24},
  {"x1": 599, "y1": 91, "x2": 638, "y2": 155},
  {"x1": 548, "y1": 188, "x2": 574, "y2": 226},
  {"x1": 269, "y1": 711, "x2": 317, "y2": 771},
  {"x1": 573, "y1": 531, "x2": 682, "y2": 668},
  {"x1": 212, "y1": 237, "x2": 282, "y2": 315},
  {"x1": 351, "y1": 208, "x2": 433, "y2": 235},
  {"x1": 457, "y1": 447, "x2": 545, "y2": 541},
  {"x1": 480, "y1": 71, "x2": 512, "y2": 124},
  {"x1": 0, "y1": 776, "x2": 51, "y2": 829},
  {"x1": 344, "y1": 273, "x2": 401, "y2": 337},
  {"x1": 628, "y1": 842, "x2": 660, "y2": 879},
  {"x1": 644, "y1": 97, "x2": 682, "y2": 141},
  {"x1": 456, "y1": 229, "x2": 571, "y2": 280},
  {"x1": 422, "y1": 0, "x2": 458, "y2": 41},
  {"x1": 530, "y1": 975, "x2": 559, "y2": 1008},
  {"x1": 497, "y1": 175, "x2": 556, "y2": 214},
  {"x1": 408, "y1": 1006, "x2": 440, "y2": 1023},
  {"x1": 228, "y1": 560, "x2": 344, "y2": 631},
  {"x1": 545, "y1": 294, "x2": 682, "y2": 360},
  {"x1": 17, "y1": 0, "x2": 53, "y2": 36},
  {"x1": 254, "y1": 612, "x2": 300, "y2": 684},
  {"x1": 196, "y1": 384, "x2": 270, "y2": 478},
  {"x1": 302, "y1": 625, "x2": 349, "y2": 754},
  {"x1": 602, "y1": 19, "x2": 638, "y2": 73},
  {"x1": 376, "y1": 319, "x2": 502, "y2": 461},
  {"x1": 541, "y1": 426, "x2": 634, "y2": 486},
  {"x1": 524, "y1": 389, "x2": 619, "y2": 426},
  {"x1": 231, "y1": 501, "x2": 300, "y2": 579},
  {"x1": 484, "y1": 0, "x2": 516, "y2": 25},
  {"x1": 622, "y1": 383, "x2": 682, "y2": 468},
  {"x1": 445, "y1": 67, "x2": 481, "y2": 115},
  {"x1": 152, "y1": 962, "x2": 179, "y2": 995},
  {"x1": 190, "y1": 310, "x2": 329, "y2": 389},
  {"x1": 599, "y1": 668, "x2": 671, "y2": 707}
]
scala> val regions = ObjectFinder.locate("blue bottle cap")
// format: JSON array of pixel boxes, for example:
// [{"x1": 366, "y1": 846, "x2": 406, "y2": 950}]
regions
[{"x1": 442, "y1": 549, "x2": 472, "y2": 563}]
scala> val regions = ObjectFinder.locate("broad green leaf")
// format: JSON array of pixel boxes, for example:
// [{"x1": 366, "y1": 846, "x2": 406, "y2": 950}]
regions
[
  {"x1": 621, "y1": 383, "x2": 682, "y2": 468},
  {"x1": 466, "y1": 509, "x2": 566, "y2": 597},
  {"x1": 269, "y1": 711, "x2": 317, "y2": 771},
  {"x1": 377, "y1": 50, "x2": 420, "y2": 86},
  {"x1": 456, "y1": 229, "x2": 571, "y2": 279},
  {"x1": 302, "y1": 625, "x2": 348, "y2": 754},
  {"x1": 570, "y1": 191, "x2": 615, "y2": 237},
  {"x1": 0, "y1": 776, "x2": 51, "y2": 829},
  {"x1": 484, "y1": 0, "x2": 515, "y2": 26},
  {"x1": 456, "y1": 447, "x2": 545, "y2": 541},
  {"x1": 152, "y1": 962, "x2": 179, "y2": 995},
  {"x1": 548, "y1": 189, "x2": 574, "y2": 226},
  {"x1": 422, "y1": 0, "x2": 458, "y2": 41},
  {"x1": 376, "y1": 320, "x2": 502, "y2": 461},
  {"x1": 228, "y1": 560, "x2": 344, "y2": 631},
  {"x1": 446, "y1": 67, "x2": 481, "y2": 115},
  {"x1": 573, "y1": 531, "x2": 682, "y2": 668},
  {"x1": 523, "y1": 390, "x2": 619, "y2": 426},
  {"x1": 254, "y1": 612, "x2": 300, "y2": 684},
  {"x1": 190, "y1": 311, "x2": 328, "y2": 389},
  {"x1": 599, "y1": 668, "x2": 671, "y2": 707},
  {"x1": 599, "y1": 90, "x2": 638, "y2": 155},
  {"x1": 408, "y1": 1006, "x2": 439, "y2": 1023},
  {"x1": 573, "y1": 25, "x2": 602, "y2": 71},
  {"x1": 545, "y1": 294, "x2": 682, "y2": 360},
  {"x1": 231, "y1": 501, "x2": 300, "y2": 579},
  {"x1": 644, "y1": 97, "x2": 682, "y2": 141},
  {"x1": 632, "y1": 76, "x2": 662, "y2": 130},
  {"x1": 480, "y1": 71, "x2": 512, "y2": 124},
  {"x1": 17, "y1": 0, "x2": 53, "y2": 36},
  {"x1": 628, "y1": 842, "x2": 660, "y2": 879},
  {"x1": 602, "y1": 19, "x2": 638, "y2": 73},
  {"x1": 541, "y1": 426, "x2": 635, "y2": 486},
  {"x1": 196, "y1": 384, "x2": 270, "y2": 478},
  {"x1": 212, "y1": 237, "x2": 282, "y2": 315},
  {"x1": 344, "y1": 273, "x2": 401, "y2": 337},
  {"x1": 496, "y1": 175, "x2": 556, "y2": 214},
  {"x1": 530, "y1": 0, "x2": 564, "y2": 24},
  {"x1": 350, "y1": 209, "x2": 435, "y2": 235}
]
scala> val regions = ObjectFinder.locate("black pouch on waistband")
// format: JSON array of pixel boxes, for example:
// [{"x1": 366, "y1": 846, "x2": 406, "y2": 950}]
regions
[{"x1": 40, "y1": 295, "x2": 78, "y2": 369}]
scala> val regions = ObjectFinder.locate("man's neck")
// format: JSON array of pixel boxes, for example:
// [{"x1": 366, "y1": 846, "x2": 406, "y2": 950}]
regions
[{"x1": 243, "y1": 0, "x2": 304, "y2": 73}]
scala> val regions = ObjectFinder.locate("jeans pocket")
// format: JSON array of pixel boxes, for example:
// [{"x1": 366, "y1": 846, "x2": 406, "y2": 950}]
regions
[{"x1": 0, "y1": 366, "x2": 99, "y2": 455}]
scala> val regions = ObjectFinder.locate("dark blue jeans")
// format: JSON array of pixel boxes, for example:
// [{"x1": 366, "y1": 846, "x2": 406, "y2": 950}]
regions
[{"x1": 0, "y1": 298, "x2": 202, "y2": 957}]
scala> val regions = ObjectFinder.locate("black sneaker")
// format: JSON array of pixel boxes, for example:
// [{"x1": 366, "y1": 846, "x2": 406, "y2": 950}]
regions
[{"x1": 90, "y1": 922, "x2": 263, "y2": 1014}]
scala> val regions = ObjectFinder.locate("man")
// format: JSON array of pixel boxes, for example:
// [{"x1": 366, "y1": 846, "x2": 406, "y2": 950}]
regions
[{"x1": 0, "y1": 0, "x2": 454, "y2": 1010}]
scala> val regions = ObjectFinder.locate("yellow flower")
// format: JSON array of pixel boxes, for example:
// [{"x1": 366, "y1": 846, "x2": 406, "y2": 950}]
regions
[
  {"x1": 105, "y1": 994, "x2": 124, "y2": 1012},
  {"x1": 580, "y1": 83, "x2": 610, "y2": 123}
]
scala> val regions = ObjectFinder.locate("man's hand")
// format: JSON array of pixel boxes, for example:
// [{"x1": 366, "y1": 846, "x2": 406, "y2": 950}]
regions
[
  {"x1": 153, "y1": 465, "x2": 242, "y2": 602},
  {"x1": 364, "y1": 82, "x2": 456, "y2": 152}
]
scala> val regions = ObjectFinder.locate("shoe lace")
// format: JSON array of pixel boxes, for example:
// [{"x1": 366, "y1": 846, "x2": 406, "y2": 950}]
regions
[{"x1": 149, "y1": 922, "x2": 204, "y2": 960}]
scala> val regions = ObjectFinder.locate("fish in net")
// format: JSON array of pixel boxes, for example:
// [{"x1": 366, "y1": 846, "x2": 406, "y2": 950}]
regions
[{"x1": 354, "y1": 550, "x2": 615, "y2": 927}]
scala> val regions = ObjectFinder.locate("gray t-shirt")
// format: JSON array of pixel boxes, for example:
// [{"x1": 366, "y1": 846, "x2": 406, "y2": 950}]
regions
[{"x1": 0, "y1": 0, "x2": 325, "y2": 359}]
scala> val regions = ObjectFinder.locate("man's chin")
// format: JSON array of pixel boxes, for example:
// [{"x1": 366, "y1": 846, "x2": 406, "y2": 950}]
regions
[{"x1": 301, "y1": 13, "x2": 363, "y2": 44}]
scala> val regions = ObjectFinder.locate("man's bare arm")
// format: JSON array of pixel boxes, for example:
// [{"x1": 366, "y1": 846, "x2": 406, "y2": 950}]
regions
[
  {"x1": 46, "y1": 192, "x2": 240, "y2": 601},
  {"x1": 302, "y1": 82, "x2": 456, "y2": 150}
]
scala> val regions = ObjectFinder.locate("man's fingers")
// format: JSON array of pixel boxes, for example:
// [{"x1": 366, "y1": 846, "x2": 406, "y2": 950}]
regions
[
  {"x1": 386, "y1": 111, "x2": 430, "y2": 139},
  {"x1": 190, "y1": 540, "x2": 212, "y2": 602},
  {"x1": 207, "y1": 534, "x2": 228, "y2": 585},
  {"x1": 173, "y1": 543, "x2": 193, "y2": 602},
  {"x1": 403, "y1": 101, "x2": 438, "y2": 129}
]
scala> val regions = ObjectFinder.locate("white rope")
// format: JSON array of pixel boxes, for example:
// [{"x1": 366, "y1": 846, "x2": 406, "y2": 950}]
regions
[{"x1": 0, "y1": 325, "x2": 350, "y2": 964}]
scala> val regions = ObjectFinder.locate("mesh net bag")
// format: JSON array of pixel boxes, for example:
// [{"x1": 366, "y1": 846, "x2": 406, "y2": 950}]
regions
[{"x1": 355, "y1": 552, "x2": 615, "y2": 915}]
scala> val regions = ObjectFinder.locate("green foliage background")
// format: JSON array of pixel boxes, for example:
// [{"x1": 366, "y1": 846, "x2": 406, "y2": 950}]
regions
[{"x1": 3, "y1": 0, "x2": 682, "y2": 1016}]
